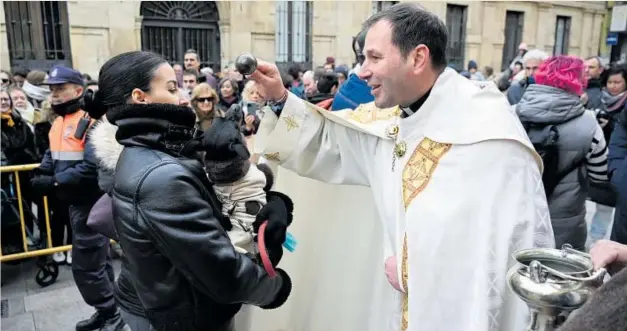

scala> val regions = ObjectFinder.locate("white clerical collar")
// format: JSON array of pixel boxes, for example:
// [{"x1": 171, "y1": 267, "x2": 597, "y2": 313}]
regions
[
  {"x1": 400, "y1": 106, "x2": 415, "y2": 118},
  {"x1": 399, "y1": 88, "x2": 432, "y2": 118}
]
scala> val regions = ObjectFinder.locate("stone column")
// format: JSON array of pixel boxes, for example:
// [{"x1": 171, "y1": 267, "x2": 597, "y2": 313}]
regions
[
  {"x1": 480, "y1": 2, "x2": 501, "y2": 71},
  {"x1": 535, "y1": 2, "x2": 554, "y2": 53},
  {"x1": 580, "y1": 9, "x2": 595, "y2": 57},
  {"x1": 134, "y1": 16, "x2": 143, "y2": 53},
  {"x1": 0, "y1": 4, "x2": 10, "y2": 70},
  {"x1": 219, "y1": 22, "x2": 231, "y2": 68}
]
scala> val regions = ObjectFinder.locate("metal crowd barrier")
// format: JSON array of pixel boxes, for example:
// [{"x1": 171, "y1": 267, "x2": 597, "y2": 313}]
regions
[{"x1": 0, "y1": 163, "x2": 68, "y2": 286}]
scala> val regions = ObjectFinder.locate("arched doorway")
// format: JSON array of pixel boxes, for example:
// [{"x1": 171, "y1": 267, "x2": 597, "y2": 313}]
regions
[{"x1": 140, "y1": 1, "x2": 221, "y2": 71}]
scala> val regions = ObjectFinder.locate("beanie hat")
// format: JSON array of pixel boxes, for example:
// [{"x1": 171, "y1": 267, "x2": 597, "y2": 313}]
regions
[{"x1": 467, "y1": 60, "x2": 478, "y2": 70}]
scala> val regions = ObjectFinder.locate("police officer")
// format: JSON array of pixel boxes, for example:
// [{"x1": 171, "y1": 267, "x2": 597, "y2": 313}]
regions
[{"x1": 30, "y1": 66, "x2": 125, "y2": 331}]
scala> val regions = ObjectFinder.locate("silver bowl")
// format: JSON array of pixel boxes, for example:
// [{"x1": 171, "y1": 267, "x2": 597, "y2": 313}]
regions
[{"x1": 507, "y1": 244, "x2": 606, "y2": 331}]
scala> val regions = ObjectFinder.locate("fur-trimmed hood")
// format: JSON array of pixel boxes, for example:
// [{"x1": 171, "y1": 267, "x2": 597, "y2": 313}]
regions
[{"x1": 90, "y1": 116, "x2": 123, "y2": 171}]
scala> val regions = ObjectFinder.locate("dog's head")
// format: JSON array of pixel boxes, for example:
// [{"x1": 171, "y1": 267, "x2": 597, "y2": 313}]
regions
[{"x1": 202, "y1": 104, "x2": 249, "y2": 162}]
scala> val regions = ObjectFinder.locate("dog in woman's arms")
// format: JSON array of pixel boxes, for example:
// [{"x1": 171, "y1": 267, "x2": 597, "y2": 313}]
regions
[{"x1": 201, "y1": 104, "x2": 291, "y2": 267}]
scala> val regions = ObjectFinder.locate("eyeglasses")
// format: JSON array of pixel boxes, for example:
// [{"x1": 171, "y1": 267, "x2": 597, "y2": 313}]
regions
[{"x1": 195, "y1": 97, "x2": 215, "y2": 103}]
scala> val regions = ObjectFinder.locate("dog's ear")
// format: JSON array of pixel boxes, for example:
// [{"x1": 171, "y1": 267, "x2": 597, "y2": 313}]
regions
[
  {"x1": 256, "y1": 163, "x2": 274, "y2": 191},
  {"x1": 225, "y1": 104, "x2": 244, "y2": 124}
]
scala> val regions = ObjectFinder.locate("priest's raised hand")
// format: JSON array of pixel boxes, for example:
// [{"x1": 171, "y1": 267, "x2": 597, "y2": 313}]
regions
[{"x1": 247, "y1": 59, "x2": 288, "y2": 102}]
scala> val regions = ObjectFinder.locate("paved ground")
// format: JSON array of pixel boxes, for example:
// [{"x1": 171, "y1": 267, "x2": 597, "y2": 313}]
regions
[
  {"x1": 0, "y1": 202, "x2": 613, "y2": 331},
  {"x1": 1, "y1": 257, "x2": 123, "y2": 331}
]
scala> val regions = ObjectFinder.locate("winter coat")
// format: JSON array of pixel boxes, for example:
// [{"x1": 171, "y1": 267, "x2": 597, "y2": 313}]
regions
[
  {"x1": 331, "y1": 73, "x2": 374, "y2": 110},
  {"x1": 584, "y1": 78, "x2": 604, "y2": 111},
  {"x1": 557, "y1": 266, "x2": 627, "y2": 331},
  {"x1": 516, "y1": 84, "x2": 604, "y2": 250},
  {"x1": 609, "y1": 110, "x2": 627, "y2": 245},
  {"x1": 506, "y1": 78, "x2": 529, "y2": 105},
  {"x1": 89, "y1": 116, "x2": 144, "y2": 316},
  {"x1": 1, "y1": 111, "x2": 38, "y2": 166},
  {"x1": 37, "y1": 107, "x2": 102, "y2": 204},
  {"x1": 90, "y1": 117, "x2": 122, "y2": 195},
  {"x1": 588, "y1": 101, "x2": 623, "y2": 207},
  {"x1": 33, "y1": 104, "x2": 56, "y2": 161},
  {"x1": 106, "y1": 103, "x2": 289, "y2": 331}
]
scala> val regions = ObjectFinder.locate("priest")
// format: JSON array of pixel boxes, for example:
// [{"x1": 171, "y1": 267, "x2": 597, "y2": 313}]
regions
[{"x1": 250, "y1": 3, "x2": 555, "y2": 331}]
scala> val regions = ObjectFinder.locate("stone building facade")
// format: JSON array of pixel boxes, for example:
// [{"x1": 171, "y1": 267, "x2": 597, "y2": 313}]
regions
[{"x1": 0, "y1": 1, "x2": 607, "y2": 77}]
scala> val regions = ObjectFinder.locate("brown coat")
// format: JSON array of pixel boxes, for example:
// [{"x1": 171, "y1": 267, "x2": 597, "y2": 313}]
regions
[{"x1": 558, "y1": 267, "x2": 627, "y2": 331}]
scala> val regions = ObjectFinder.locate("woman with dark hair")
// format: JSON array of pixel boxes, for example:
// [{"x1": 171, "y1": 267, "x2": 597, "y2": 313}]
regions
[
  {"x1": 82, "y1": 51, "x2": 292, "y2": 331},
  {"x1": 588, "y1": 64, "x2": 627, "y2": 247},
  {"x1": 216, "y1": 77, "x2": 240, "y2": 113}
]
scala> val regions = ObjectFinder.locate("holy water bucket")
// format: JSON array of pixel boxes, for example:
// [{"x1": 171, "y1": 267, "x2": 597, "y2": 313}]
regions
[{"x1": 506, "y1": 244, "x2": 607, "y2": 331}]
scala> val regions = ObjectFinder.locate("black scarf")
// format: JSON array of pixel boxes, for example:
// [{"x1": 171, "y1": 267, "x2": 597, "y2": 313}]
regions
[
  {"x1": 51, "y1": 97, "x2": 82, "y2": 116},
  {"x1": 106, "y1": 103, "x2": 202, "y2": 158},
  {"x1": 587, "y1": 78, "x2": 603, "y2": 89}
]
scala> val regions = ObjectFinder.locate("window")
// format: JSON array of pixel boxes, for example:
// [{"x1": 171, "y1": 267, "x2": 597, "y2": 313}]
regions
[
  {"x1": 140, "y1": 1, "x2": 221, "y2": 71},
  {"x1": 553, "y1": 16, "x2": 571, "y2": 56},
  {"x1": 446, "y1": 4, "x2": 467, "y2": 71},
  {"x1": 501, "y1": 11, "x2": 524, "y2": 71},
  {"x1": 3, "y1": 1, "x2": 72, "y2": 69},
  {"x1": 275, "y1": 1, "x2": 313, "y2": 70},
  {"x1": 372, "y1": 1, "x2": 398, "y2": 14}
]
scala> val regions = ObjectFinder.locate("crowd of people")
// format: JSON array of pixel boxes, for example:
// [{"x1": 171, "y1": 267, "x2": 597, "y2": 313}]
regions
[{"x1": 1, "y1": 2, "x2": 627, "y2": 331}]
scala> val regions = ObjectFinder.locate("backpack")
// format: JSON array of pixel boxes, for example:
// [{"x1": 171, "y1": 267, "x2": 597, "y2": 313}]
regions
[{"x1": 523, "y1": 121, "x2": 585, "y2": 198}]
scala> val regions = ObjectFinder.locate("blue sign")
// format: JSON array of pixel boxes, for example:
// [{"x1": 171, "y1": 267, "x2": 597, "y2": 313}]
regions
[{"x1": 607, "y1": 33, "x2": 619, "y2": 46}]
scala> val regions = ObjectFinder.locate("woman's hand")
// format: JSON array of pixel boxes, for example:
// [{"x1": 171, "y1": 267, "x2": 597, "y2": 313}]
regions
[
  {"x1": 579, "y1": 92, "x2": 588, "y2": 105},
  {"x1": 590, "y1": 239, "x2": 627, "y2": 270},
  {"x1": 253, "y1": 191, "x2": 293, "y2": 248},
  {"x1": 245, "y1": 115, "x2": 256, "y2": 131}
]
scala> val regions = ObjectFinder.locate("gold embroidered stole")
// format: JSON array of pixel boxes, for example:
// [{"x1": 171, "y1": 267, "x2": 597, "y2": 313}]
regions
[{"x1": 400, "y1": 138, "x2": 451, "y2": 331}]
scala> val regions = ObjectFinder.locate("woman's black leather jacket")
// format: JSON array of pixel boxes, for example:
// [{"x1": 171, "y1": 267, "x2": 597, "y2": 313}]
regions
[{"x1": 107, "y1": 103, "x2": 289, "y2": 331}]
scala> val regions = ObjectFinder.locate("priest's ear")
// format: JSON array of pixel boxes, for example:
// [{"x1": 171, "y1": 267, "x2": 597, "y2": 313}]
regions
[{"x1": 410, "y1": 44, "x2": 430, "y2": 75}]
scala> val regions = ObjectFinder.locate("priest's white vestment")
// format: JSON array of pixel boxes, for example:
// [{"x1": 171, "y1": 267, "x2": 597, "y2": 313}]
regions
[{"x1": 254, "y1": 68, "x2": 555, "y2": 331}]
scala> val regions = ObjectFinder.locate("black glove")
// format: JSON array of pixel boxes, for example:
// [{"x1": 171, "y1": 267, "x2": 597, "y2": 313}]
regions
[
  {"x1": 30, "y1": 175, "x2": 55, "y2": 196},
  {"x1": 33, "y1": 167, "x2": 53, "y2": 176},
  {"x1": 250, "y1": 242, "x2": 284, "y2": 268},
  {"x1": 260, "y1": 268, "x2": 292, "y2": 310},
  {"x1": 253, "y1": 191, "x2": 294, "y2": 248}
]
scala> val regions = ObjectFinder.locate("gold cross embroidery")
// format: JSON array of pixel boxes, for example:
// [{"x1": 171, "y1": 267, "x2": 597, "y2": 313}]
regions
[
  {"x1": 283, "y1": 115, "x2": 299, "y2": 132},
  {"x1": 264, "y1": 152, "x2": 281, "y2": 163}
]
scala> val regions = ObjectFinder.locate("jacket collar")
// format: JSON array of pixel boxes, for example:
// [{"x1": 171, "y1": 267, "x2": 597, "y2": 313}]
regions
[
  {"x1": 106, "y1": 103, "x2": 201, "y2": 157},
  {"x1": 90, "y1": 116, "x2": 123, "y2": 171}
]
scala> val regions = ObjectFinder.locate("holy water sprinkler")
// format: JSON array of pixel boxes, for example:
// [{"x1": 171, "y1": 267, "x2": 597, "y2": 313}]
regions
[{"x1": 235, "y1": 53, "x2": 258, "y2": 76}]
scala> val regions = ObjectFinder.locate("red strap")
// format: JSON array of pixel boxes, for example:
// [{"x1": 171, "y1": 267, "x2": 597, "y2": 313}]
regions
[{"x1": 258, "y1": 221, "x2": 277, "y2": 278}]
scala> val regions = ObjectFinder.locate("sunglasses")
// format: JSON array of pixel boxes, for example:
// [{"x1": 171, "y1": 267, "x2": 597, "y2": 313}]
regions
[
  {"x1": 1, "y1": 79, "x2": 8, "y2": 83},
  {"x1": 195, "y1": 97, "x2": 215, "y2": 103}
]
